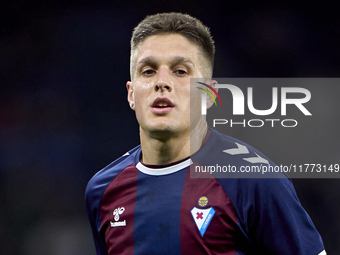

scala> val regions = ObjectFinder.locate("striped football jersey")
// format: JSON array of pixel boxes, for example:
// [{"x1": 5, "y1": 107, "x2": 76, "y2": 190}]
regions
[{"x1": 85, "y1": 129, "x2": 326, "y2": 255}]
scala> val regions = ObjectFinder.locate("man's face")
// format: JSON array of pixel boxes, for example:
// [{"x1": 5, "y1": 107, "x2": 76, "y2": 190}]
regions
[{"x1": 127, "y1": 34, "x2": 207, "y2": 136}]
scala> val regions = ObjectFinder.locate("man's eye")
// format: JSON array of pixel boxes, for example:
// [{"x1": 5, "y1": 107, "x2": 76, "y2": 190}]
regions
[
  {"x1": 142, "y1": 69, "x2": 155, "y2": 76},
  {"x1": 175, "y1": 69, "x2": 187, "y2": 76}
]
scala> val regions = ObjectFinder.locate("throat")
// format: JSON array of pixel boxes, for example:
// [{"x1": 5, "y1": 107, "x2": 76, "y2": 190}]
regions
[{"x1": 140, "y1": 131, "x2": 190, "y2": 165}]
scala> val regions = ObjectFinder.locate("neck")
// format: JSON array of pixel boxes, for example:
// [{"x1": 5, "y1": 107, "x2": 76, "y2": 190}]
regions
[{"x1": 140, "y1": 120, "x2": 207, "y2": 165}]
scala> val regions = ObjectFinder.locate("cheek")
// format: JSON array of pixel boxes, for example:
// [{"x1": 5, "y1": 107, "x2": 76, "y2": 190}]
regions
[
  {"x1": 133, "y1": 82, "x2": 154, "y2": 102},
  {"x1": 133, "y1": 97, "x2": 145, "y2": 116},
  {"x1": 133, "y1": 87, "x2": 147, "y2": 104},
  {"x1": 188, "y1": 88, "x2": 203, "y2": 108},
  {"x1": 132, "y1": 87, "x2": 152, "y2": 120},
  {"x1": 134, "y1": 80, "x2": 154, "y2": 91},
  {"x1": 133, "y1": 99, "x2": 145, "y2": 124}
]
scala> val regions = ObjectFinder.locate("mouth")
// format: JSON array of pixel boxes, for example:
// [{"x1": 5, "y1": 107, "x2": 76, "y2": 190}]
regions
[
  {"x1": 152, "y1": 97, "x2": 174, "y2": 108},
  {"x1": 151, "y1": 97, "x2": 174, "y2": 114}
]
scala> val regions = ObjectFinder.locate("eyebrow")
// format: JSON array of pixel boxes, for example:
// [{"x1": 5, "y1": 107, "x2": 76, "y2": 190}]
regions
[{"x1": 136, "y1": 56, "x2": 195, "y2": 68}]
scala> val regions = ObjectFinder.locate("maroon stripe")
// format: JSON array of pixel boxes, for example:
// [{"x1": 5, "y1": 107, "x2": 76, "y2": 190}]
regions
[
  {"x1": 100, "y1": 164, "x2": 138, "y2": 254},
  {"x1": 180, "y1": 163, "x2": 238, "y2": 254}
]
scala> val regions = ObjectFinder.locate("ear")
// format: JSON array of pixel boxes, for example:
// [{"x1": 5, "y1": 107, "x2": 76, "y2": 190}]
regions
[
  {"x1": 206, "y1": 80, "x2": 218, "y2": 109},
  {"x1": 126, "y1": 81, "x2": 135, "y2": 110}
]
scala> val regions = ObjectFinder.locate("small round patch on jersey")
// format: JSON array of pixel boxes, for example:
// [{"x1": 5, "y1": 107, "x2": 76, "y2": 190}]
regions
[{"x1": 198, "y1": 196, "x2": 209, "y2": 207}]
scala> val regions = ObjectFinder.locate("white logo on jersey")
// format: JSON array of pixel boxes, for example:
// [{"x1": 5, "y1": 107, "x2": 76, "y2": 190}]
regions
[
  {"x1": 223, "y1": 142, "x2": 249, "y2": 155},
  {"x1": 110, "y1": 207, "x2": 126, "y2": 227},
  {"x1": 223, "y1": 142, "x2": 269, "y2": 164},
  {"x1": 113, "y1": 207, "x2": 125, "y2": 221}
]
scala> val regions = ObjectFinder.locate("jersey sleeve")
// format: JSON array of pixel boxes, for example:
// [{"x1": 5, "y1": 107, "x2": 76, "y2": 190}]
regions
[
  {"x1": 84, "y1": 145, "x2": 141, "y2": 255},
  {"x1": 240, "y1": 177, "x2": 325, "y2": 254},
  {"x1": 203, "y1": 130, "x2": 326, "y2": 254},
  {"x1": 85, "y1": 178, "x2": 109, "y2": 255}
]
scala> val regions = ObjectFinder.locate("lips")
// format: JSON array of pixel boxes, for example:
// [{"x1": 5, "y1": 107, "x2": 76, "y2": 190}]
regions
[
  {"x1": 151, "y1": 97, "x2": 174, "y2": 115},
  {"x1": 152, "y1": 97, "x2": 174, "y2": 108}
]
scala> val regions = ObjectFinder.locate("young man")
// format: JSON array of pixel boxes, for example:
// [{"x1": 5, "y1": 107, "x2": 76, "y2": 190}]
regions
[{"x1": 85, "y1": 13, "x2": 326, "y2": 254}]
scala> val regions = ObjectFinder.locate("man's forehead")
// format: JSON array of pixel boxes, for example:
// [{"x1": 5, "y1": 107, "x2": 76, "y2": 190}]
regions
[{"x1": 134, "y1": 34, "x2": 201, "y2": 63}]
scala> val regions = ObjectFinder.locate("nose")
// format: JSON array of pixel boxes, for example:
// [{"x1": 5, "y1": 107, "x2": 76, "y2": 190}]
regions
[{"x1": 154, "y1": 67, "x2": 173, "y2": 92}]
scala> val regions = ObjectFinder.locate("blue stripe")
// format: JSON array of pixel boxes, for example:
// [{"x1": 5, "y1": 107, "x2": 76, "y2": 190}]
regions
[
  {"x1": 199, "y1": 208, "x2": 216, "y2": 237},
  {"x1": 133, "y1": 169, "x2": 187, "y2": 254}
]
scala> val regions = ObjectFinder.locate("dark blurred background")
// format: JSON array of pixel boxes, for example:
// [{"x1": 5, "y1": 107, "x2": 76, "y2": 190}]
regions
[{"x1": 0, "y1": 1, "x2": 339, "y2": 254}]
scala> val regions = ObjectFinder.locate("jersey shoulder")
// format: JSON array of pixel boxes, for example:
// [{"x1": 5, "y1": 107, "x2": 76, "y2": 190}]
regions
[
  {"x1": 198, "y1": 130, "x2": 325, "y2": 254},
  {"x1": 193, "y1": 128, "x2": 278, "y2": 173},
  {"x1": 85, "y1": 145, "x2": 141, "y2": 205},
  {"x1": 213, "y1": 128, "x2": 275, "y2": 164}
]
